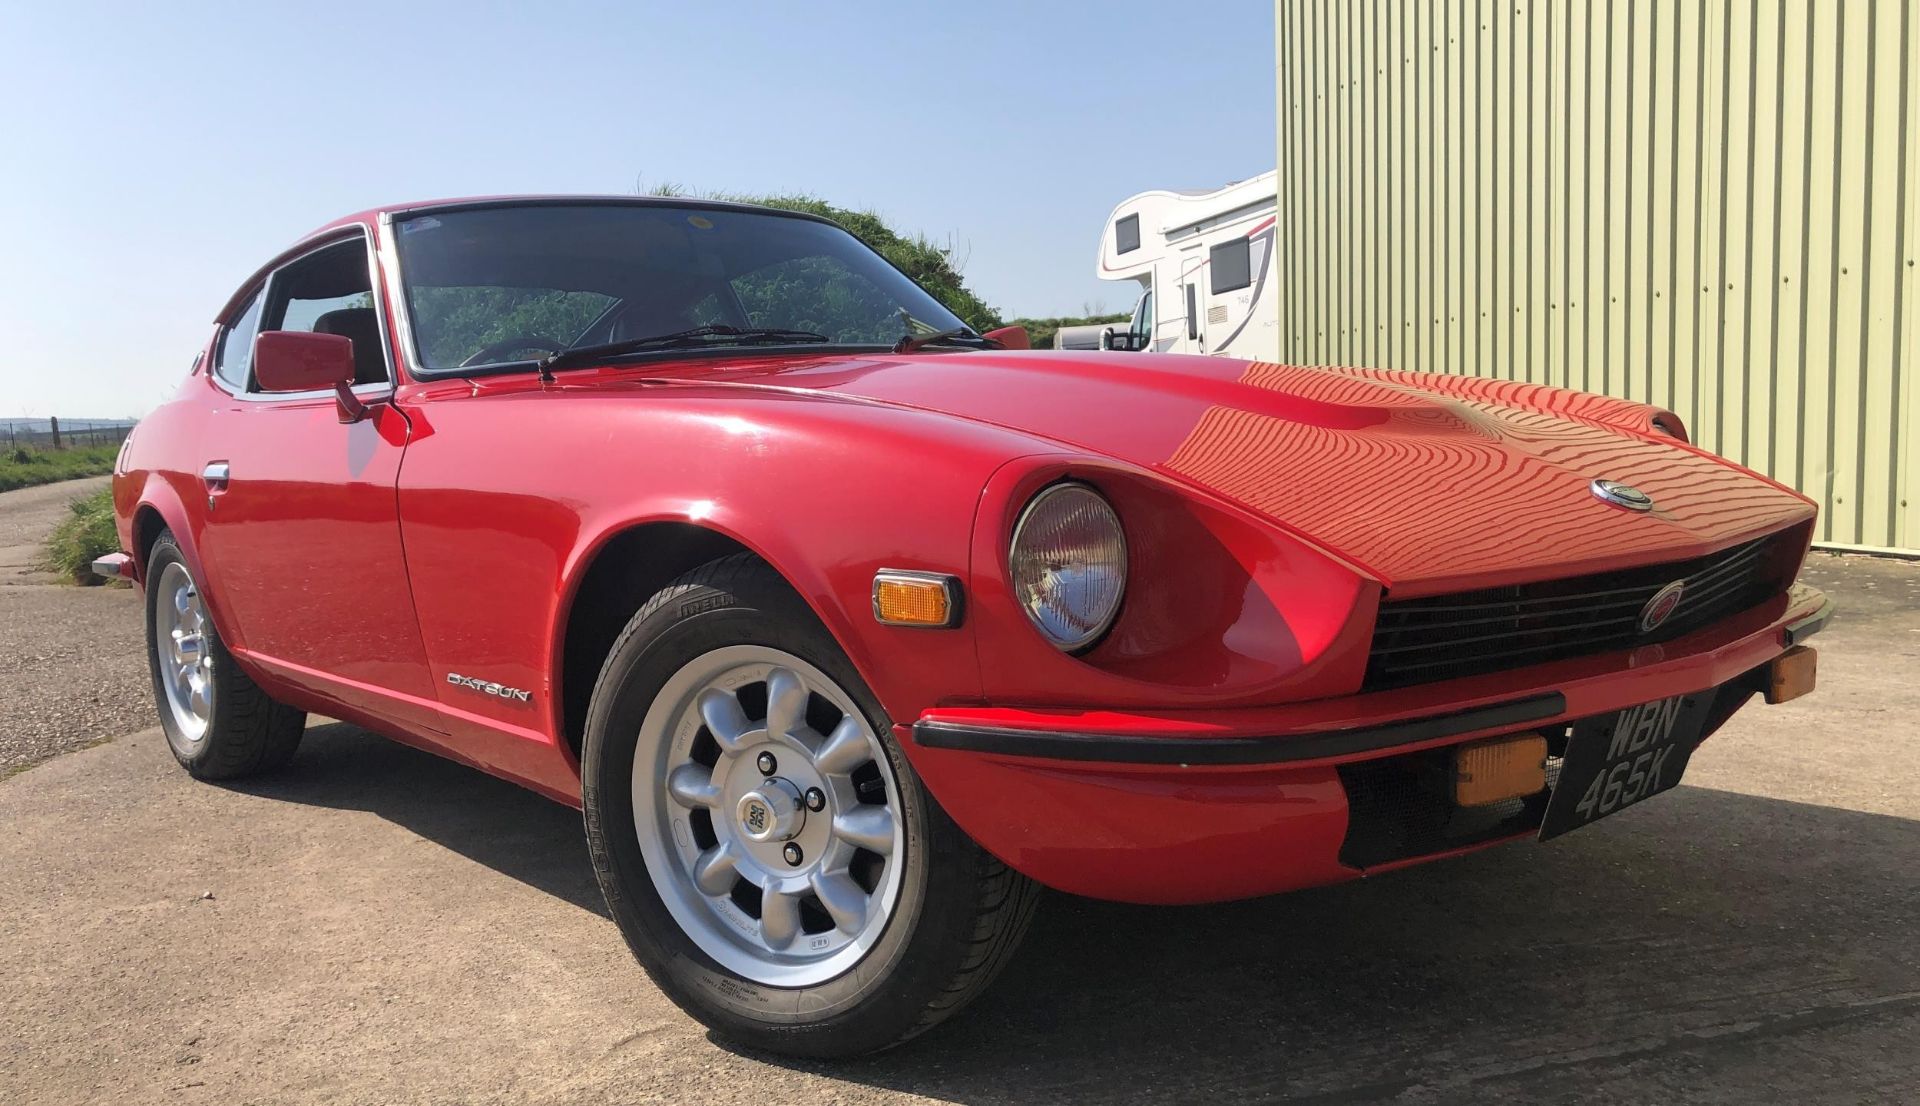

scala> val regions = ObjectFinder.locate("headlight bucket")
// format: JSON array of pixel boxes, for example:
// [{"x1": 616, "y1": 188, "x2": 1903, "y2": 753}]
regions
[
  {"x1": 1008, "y1": 482, "x2": 1127, "y2": 652},
  {"x1": 1650, "y1": 411, "x2": 1690, "y2": 443}
]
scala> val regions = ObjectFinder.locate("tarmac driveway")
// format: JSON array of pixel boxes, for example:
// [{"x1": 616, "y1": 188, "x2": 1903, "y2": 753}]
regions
[{"x1": 1, "y1": 555, "x2": 1916, "y2": 1104}]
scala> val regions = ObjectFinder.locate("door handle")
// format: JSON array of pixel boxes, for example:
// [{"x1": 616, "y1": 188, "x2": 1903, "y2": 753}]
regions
[{"x1": 202, "y1": 461, "x2": 231, "y2": 491}]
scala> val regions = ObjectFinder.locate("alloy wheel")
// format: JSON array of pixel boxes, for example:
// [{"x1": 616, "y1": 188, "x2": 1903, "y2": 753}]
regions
[
  {"x1": 631, "y1": 645, "x2": 905, "y2": 987},
  {"x1": 155, "y1": 560, "x2": 213, "y2": 742}
]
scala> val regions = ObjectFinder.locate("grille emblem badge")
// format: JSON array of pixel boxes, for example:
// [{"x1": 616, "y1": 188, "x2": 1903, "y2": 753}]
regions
[
  {"x1": 1639, "y1": 581, "x2": 1687, "y2": 633},
  {"x1": 1591, "y1": 479, "x2": 1655, "y2": 513}
]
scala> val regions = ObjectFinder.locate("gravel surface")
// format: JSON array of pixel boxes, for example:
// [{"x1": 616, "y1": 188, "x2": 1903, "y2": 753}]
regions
[{"x1": 0, "y1": 476, "x2": 149, "y2": 777}]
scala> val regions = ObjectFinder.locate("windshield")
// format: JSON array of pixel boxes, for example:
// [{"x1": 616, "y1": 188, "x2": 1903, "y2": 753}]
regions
[{"x1": 392, "y1": 202, "x2": 972, "y2": 371}]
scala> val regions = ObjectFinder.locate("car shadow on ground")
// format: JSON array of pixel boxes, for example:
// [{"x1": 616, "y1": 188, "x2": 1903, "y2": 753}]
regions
[
  {"x1": 239, "y1": 722, "x2": 1920, "y2": 1102},
  {"x1": 232, "y1": 721, "x2": 606, "y2": 916}
]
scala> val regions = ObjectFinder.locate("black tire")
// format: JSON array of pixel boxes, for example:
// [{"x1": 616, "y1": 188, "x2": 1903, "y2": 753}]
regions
[
  {"x1": 582, "y1": 553, "x2": 1039, "y2": 1058},
  {"x1": 144, "y1": 530, "x2": 306, "y2": 780}
]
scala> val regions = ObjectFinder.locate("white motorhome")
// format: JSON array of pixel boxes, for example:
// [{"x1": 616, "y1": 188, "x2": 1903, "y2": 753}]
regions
[{"x1": 1093, "y1": 171, "x2": 1278, "y2": 361}]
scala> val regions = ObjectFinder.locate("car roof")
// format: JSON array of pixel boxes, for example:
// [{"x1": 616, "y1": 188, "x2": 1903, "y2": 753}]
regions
[{"x1": 299, "y1": 194, "x2": 837, "y2": 241}]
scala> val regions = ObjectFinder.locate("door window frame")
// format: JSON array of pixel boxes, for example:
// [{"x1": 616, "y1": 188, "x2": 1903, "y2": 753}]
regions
[
  {"x1": 210, "y1": 285, "x2": 266, "y2": 391},
  {"x1": 208, "y1": 225, "x2": 398, "y2": 405}
]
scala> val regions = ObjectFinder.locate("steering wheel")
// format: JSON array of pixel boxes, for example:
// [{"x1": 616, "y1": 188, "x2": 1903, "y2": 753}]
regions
[{"x1": 459, "y1": 336, "x2": 566, "y2": 367}]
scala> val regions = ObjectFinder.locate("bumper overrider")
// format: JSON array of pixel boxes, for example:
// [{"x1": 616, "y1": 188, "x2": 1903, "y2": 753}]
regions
[{"x1": 902, "y1": 584, "x2": 1830, "y2": 905}]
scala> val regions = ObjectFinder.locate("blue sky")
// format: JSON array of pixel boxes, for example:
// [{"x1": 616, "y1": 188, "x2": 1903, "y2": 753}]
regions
[{"x1": 0, "y1": 0, "x2": 1275, "y2": 417}]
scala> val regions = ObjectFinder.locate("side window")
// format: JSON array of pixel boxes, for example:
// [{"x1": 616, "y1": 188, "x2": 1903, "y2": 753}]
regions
[
  {"x1": 1115, "y1": 214, "x2": 1142, "y2": 254},
  {"x1": 213, "y1": 288, "x2": 265, "y2": 390},
  {"x1": 1133, "y1": 289, "x2": 1154, "y2": 344},
  {"x1": 261, "y1": 237, "x2": 388, "y2": 388},
  {"x1": 1209, "y1": 238, "x2": 1252, "y2": 294}
]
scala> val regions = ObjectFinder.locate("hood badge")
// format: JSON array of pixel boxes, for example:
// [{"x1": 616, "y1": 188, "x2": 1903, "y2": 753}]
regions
[
  {"x1": 1590, "y1": 479, "x2": 1655, "y2": 513},
  {"x1": 1639, "y1": 581, "x2": 1687, "y2": 633}
]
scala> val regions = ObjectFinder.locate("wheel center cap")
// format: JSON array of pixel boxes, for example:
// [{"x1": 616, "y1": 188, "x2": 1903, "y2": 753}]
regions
[{"x1": 737, "y1": 778, "x2": 805, "y2": 842}]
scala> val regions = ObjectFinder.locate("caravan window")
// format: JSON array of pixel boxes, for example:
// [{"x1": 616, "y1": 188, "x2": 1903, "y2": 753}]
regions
[
  {"x1": 1115, "y1": 214, "x2": 1141, "y2": 254},
  {"x1": 1210, "y1": 237, "x2": 1252, "y2": 294}
]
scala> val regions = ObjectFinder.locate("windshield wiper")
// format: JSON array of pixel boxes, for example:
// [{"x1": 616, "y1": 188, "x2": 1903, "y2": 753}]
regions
[
  {"x1": 892, "y1": 326, "x2": 994, "y2": 354},
  {"x1": 538, "y1": 325, "x2": 832, "y2": 378}
]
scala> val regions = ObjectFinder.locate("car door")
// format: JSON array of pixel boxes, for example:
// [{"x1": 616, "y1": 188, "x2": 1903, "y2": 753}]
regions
[{"x1": 196, "y1": 231, "x2": 439, "y2": 721}]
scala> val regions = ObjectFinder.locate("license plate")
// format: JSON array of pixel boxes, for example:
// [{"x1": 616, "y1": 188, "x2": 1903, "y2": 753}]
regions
[{"x1": 1538, "y1": 694, "x2": 1712, "y2": 841}]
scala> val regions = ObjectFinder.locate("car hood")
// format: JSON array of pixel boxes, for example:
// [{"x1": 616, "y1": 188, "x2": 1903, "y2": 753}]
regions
[{"x1": 645, "y1": 350, "x2": 1815, "y2": 595}]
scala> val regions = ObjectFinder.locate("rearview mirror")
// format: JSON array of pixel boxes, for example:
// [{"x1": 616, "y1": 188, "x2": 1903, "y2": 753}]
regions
[
  {"x1": 982, "y1": 325, "x2": 1030, "y2": 350},
  {"x1": 254, "y1": 330, "x2": 354, "y2": 393}
]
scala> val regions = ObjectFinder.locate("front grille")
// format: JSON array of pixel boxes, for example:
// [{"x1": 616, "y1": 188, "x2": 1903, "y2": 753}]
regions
[{"x1": 1366, "y1": 534, "x2": 1787, "y2": 691}]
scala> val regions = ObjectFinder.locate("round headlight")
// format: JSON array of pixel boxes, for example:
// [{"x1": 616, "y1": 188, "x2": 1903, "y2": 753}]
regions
[{"x1": 1009, "y1": 483, "x2": 1127, "y2": 652}]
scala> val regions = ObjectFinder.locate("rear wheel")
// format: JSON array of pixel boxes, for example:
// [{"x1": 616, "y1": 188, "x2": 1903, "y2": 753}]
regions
[
  {"x1": 582, "y1": 554, "x2": 1038, "y2": 1058},
  {"x1": 144, "y1": 531, "x2": 305, "y2": 779}
]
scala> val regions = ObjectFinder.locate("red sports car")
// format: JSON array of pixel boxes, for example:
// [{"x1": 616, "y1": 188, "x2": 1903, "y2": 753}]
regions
[{"x1": 100, "y1": 197, "x2": 1829, "y2": 1057}]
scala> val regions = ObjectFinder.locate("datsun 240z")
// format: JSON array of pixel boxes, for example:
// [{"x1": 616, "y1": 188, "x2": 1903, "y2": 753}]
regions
[{"x1": 98, "y1": 196, "x2": 1829, "y2": 1057}]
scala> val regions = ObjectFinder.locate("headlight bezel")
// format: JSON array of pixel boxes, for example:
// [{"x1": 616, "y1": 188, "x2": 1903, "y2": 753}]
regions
[{"x1": 1007, "y1": 481, "x2": 1128, "y2": 654}]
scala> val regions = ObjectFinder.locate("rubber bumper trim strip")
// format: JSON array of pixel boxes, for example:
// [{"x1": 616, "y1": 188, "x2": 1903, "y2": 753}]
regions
[
  {"x1": 1782, "y1": 597, "x2": 1834, "y2": 647},
  {"x1": 911, "y1": 692, "x2": 1568, "y2": 766}
]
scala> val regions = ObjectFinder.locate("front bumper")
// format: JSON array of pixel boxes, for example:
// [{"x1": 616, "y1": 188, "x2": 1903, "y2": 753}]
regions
[
  {"x1": 901, "y1": 584, "x2": 1830, "y2": 905},
  {"x1": 90, "y1": 552, "x2": 135, "y2": 583}
]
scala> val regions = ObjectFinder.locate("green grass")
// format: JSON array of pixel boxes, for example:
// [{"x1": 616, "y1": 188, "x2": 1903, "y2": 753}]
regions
[
  {"x1": 0, "y1": 443, "x2": 119, "y2": 493},
  {"x1": 43, "y1": 487, "x2": 121, "y2": 584}
]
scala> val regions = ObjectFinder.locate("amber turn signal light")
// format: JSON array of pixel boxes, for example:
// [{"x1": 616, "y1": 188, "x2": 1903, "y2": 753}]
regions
[
  {"x1": 1453, "y1": 732, "x2": 1548, "y2": 807},
  {"x1": 1766, "y1": 645, "x2": 1817, "y2": 704},
  {"x1": 872, "y1": 570, "x2": 962, "y2": 628}
]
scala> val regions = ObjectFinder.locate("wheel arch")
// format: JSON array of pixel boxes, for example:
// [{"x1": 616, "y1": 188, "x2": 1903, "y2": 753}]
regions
[
  {"x1": 127, "y1": 476, "x2": 248, "y2": 652},
  {"x1": 132, "y1": 503, "x2": 169, "y2": 578},
  {"x1": 552, "y1": 516, "x2": 846, "y2": 766}
]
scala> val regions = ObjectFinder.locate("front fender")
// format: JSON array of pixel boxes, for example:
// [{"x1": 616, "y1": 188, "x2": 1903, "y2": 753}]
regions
[
  {"x1": 395, "y1": 385, "x2": 1061, "y2": 741},
  {"x1": 123, "y1": 467, "x2": 248, "y2": 653}
]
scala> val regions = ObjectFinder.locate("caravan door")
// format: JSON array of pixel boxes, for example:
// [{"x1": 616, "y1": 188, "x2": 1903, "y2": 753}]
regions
[{"x1": 1176, "y1": 243, "x2": 1207, "y2": 355}]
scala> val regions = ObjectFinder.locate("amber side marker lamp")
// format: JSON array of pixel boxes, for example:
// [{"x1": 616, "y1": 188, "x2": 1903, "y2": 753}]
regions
[
  {"x1": 1453, "y1": 732, "x2": 1549, "y2": 807},
  {"x1": 1767, "y1": 645, "x2": 1818, "y2": 704},
  {"x1": 872, "y1": 570, "x2": 962, "y2": 628}
]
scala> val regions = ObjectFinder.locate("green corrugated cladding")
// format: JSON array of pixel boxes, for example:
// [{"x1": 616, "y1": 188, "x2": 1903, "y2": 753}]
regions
[{"x1": 1274, "y1": 0, "x2": 1918, "y2": 552}]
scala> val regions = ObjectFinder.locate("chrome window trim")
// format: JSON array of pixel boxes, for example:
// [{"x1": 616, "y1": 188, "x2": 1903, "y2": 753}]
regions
[
  {"x1": 209, "y1": 377, "x2": 397, "y2": 405},
  {"x1": 374, "y1": 210, "x2": 425, "y2": 382},
  {"x1": 209, "y1": 286, "x2": 264, "y2": 391},
  {"x1": 209, "y1": 223, "x2": 400, "y2": 404}
]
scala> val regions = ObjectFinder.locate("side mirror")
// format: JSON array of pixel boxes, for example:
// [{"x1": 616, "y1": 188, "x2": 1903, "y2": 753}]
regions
[
  {"x1": 254, "y1": 331, "x2": 353, "y2": 393},
  {"x1": 254, "y1": 330, "x2": 368, "y2": 422},
  {"x1": 982, "y1": 325, "x2": 1030, "y2": 350},
  {"x1": 1100, "y1": 326, "x2": 1117, "y2": 351}
]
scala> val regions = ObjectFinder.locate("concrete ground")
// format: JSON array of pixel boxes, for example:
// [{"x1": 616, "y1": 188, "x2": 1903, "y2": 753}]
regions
[
  {"x1": 1, "y1": 474, "x2": 1916, "y2": 1102},
  {"x1": 0, "y1": 475, "x2": 148, "y2": 777}
]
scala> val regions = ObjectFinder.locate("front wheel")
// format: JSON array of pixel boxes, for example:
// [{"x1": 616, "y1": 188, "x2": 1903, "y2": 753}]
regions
[
  {"x1": 144, "y1": 530, "x2": 305, "y2": 779},
  {"x1": 582, "y1": 554, "x2": 1038, "y2": 1058}
]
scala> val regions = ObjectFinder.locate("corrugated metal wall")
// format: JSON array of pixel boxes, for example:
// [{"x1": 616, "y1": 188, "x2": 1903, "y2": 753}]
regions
[{"x1": 1273, "y1": 0, "x2": 1919, "y2": 552}]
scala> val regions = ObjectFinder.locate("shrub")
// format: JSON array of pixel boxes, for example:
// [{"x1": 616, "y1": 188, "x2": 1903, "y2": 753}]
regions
[
  {"x1": 1007, "y1": 313, "x2": 1131, "y2": 351},
  {"x1": 642, "y1": 185, "x2": 1004, "y2": 333},
  {"x1": 43, "y1": 488, "x2": 120, "y2": 585}
]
